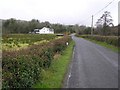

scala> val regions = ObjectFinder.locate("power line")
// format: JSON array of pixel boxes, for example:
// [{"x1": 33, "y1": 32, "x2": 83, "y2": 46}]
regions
[
  {"x1": 94, "y1": 0, "x2": 116, "y2": 16},
  {"x1": 78, "y1": 0, "x2": 116, "y2": 25}
]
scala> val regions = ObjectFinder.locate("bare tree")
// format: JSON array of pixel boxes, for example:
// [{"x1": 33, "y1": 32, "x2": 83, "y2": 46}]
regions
[{"x1": 96, "y1": 11, "x2": 113, "y2": 35}]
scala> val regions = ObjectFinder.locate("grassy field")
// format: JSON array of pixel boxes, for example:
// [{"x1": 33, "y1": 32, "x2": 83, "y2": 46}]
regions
[
  {"x1": 2, "y1": 34, "x2": 59, "y2": 50},
  {"x1": 33, "y1": 41, "x2": 74, "y2": 88}
]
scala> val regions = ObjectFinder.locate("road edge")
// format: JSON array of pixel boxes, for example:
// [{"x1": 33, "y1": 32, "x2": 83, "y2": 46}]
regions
[{"x1": 62, "y1": 43, "x2": 75, "y2": 88}]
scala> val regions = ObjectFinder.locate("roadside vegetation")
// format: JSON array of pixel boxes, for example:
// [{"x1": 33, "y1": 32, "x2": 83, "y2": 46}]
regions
[
  {"x1": 2, "y1": 34, "x2": 72, "y2": 88},
  {"x1": 77, "y1": 35, "x2": 119, "y2": 52},
  {"x1": 33, "y1": 41, "x2": 74, "y2": 88}
]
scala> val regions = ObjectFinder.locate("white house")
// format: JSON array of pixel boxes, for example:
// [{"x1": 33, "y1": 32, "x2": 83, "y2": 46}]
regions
[{"x1": 34, "y1": 27, "x2": 54, "y2": 34}]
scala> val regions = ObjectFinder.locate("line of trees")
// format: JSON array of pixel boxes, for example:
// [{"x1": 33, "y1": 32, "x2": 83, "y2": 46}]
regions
[
  {"x1": 2, "y1": 11, "x2": 119, "y2": 36},
  {"x1": 2, "y1": 18, "x2": 75, "y2": 34}
]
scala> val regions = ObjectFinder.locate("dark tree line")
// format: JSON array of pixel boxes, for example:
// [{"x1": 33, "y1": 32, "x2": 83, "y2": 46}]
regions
[
  {"x1": 2, "y1": 11, "x2": 118, "y2": 36},
  {"x1": 2, "y1": 18, "x2": 75, "y2": 34}
]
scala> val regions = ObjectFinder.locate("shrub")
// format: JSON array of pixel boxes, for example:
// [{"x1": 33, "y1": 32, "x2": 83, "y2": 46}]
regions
[
  {"x1": 2, "y1": 55, "x2": 42, "y2": 88},
  {"x1": 42, "y1": 48, "x2": 54, "y2": 68},
  {"x1": 80, "y1": 35, "x2": 119, "y2": 47},
  {"x1": 2, "y1": 36, "x2": 71, "y2": 88}
]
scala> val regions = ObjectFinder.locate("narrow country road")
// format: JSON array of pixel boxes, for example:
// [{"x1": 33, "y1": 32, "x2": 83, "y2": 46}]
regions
[{"x1": 63, "y1": 35, "x2": 118, "y2": 88}]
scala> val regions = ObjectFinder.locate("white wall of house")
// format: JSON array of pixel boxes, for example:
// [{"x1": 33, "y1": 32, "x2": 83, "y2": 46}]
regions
[{"x1": 35, "y1": 27, "x2": 54, "y2": 34}]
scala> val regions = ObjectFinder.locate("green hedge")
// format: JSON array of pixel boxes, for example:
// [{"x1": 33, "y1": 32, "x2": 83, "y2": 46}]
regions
[
  {"x1": 2, "y1": 36, "x2": 71, "y2": 88},
  {"x1": 80, "y1": 35, "x2": 119, "y2": 47}
]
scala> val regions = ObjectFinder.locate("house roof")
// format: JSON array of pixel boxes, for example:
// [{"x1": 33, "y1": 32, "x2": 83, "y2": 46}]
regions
[
  {"x1": 34, "y1": 27, "x2": 54, "y2": 32},
  {"x1": 40, "y1": 27, "x2": 54, "y2": 31}
]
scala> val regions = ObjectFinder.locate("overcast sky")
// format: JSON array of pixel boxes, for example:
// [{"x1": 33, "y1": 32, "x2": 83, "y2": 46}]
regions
[{"x1": 0, "y1": 0, "x2": 119, "y2": 26}]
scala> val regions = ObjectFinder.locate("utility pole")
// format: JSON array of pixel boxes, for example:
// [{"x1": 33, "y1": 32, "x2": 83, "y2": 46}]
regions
[{"x1": 91, "y1": 15, "x2": 93, "y2": 36}]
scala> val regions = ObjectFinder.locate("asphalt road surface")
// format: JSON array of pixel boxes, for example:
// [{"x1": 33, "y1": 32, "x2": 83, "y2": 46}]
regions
[{"x1": 63, "y1": 35, "x2": 118, "y2": 88}]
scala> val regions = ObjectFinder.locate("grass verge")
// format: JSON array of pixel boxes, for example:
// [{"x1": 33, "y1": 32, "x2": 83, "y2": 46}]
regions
[
  {"x1": 33, "y1": 40, "x2": 75, "y2": 88},
  {"x1": 82, "y1": 38, "x2": 119, "y2": 53}
]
